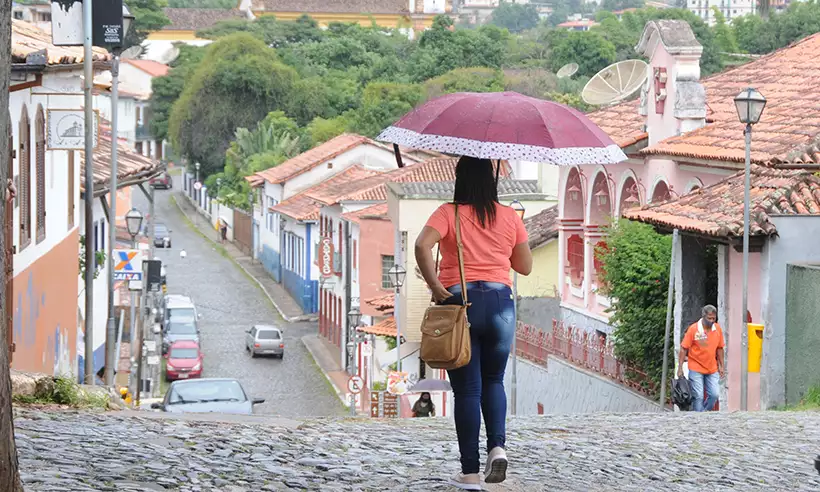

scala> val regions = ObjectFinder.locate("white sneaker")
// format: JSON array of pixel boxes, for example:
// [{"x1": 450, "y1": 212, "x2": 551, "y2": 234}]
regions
[
  {"x1": 484, "y1": 447, "x2": 508, "y2": 484},
  {"x1": 450, "y1": 473, "x2": 482, "y2": 490}
]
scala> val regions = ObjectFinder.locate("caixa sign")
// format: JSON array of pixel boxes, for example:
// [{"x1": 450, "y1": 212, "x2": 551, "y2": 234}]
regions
[{"x1": 320, "y1": 237, "x2": 334, "y2": 277}]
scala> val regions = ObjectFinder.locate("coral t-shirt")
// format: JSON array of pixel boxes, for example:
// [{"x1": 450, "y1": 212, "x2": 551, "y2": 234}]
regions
[
  {"x1": 424, "y1": 202, "x2": 528, "y2": 288},
  {"x1": 681, "y1": 321, "x2": 725, "y2": 375}
]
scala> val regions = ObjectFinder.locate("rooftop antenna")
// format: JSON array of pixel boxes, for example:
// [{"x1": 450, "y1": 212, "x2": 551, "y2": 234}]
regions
[
  {"x1": 581, "y1": 59, "x2": 648, "y2": 106},
  {"x1": 556, "y1": 62, "x2": 579, "y2": 79},
  {"x1": 120, "y1": 45, "x2": 143, "y2": 60}
]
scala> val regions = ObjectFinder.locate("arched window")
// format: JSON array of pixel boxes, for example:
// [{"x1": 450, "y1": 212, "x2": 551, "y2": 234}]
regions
[
  {"x1": 35, "y1": 105, "x2": 45, "y2": 243},
  {"x1": 566, "y1": 234, "x2": 584, "y2": 288},
  {"x1": 18, "y1": 106, "x2": 30, "y2": 250}
]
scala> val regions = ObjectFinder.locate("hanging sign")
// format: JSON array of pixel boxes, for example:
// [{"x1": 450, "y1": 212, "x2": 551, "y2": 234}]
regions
[
  {"x1": 320, "y1": 237, "x2": 334, "y2": 278},
  {"x1": 92, "y1": 0, "x2": 124, "y2": 48},
  {"x1": 47, "y1": 109, "x2": 100, "y2": 150}
]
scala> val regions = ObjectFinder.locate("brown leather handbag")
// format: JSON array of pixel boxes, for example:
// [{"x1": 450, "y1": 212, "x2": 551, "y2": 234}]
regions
[{"x1": 420, "y1": 204, "x2": 471, "y2": 370}]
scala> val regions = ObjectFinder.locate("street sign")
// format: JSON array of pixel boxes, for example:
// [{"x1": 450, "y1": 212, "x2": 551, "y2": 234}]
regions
[
  {"x1": 92, "y1": 0, "x2": 124, "y2": 48},
  {"x1": 47, "y1": 109, "x2": 100, "y2": 150},
  {"x1": 320, "y1": 237, "x2": 334, "y2": 277},
  {"x1": 144, "y1": 340, "x2": 156, "y2": 352},
  {"x1": 193, "y1": 182, "x2": 202, "y2": 191},
  {"x1": 146, "y1": 355, "x2": 160, "y2": 366},
  {"x1": 361, "y1": 341, "x2": 373, "y2": 357},
  {"x1": 114, "y1": 249, "x2": 143, "y2": 281},
  {"x1": 347, "y1": 376, "x2": 364, "y2": 395}
]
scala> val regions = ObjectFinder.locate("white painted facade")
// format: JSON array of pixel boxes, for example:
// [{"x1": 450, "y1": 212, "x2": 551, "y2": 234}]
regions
[
  {"x1": 77, "y1": 197, "x2": 110, "y2": 369},
  {"x1": 686, "y1": 0, "x2": 755, "y2": 24}
]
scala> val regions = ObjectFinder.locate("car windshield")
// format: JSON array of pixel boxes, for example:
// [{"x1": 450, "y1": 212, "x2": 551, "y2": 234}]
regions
[
  {"x1": 257, "y1": 330, "x2": 280, "y2": 340},
  {"x1": 169, "y1": 348, "x2": 198, "y2": 359},
  {"x1": 169, "y1": 308, "x2": 195, "y2": 320},
  {"x1": 167, "y1": 321, "x2": 197, "y2": 335},
  {"x1": 168, "y1": 380, "x2": 246, "y2": 405}
]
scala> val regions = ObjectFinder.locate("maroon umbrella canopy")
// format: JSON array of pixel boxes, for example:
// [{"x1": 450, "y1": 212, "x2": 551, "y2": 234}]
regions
[{"x1": 378, "y1": 91, "x2": 627, "y2": 166}]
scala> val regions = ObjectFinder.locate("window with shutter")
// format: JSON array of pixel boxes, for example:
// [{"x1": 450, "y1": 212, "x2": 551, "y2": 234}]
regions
[
  {"x1": 35, "y1": 105, "x2": 45, "y2": 243},
  {"x1": 18, "y1": 106, "x2": 30, "y2": 250},
  {"x1": 67, "y1": 151, "x2": 75, "y2": 228}
]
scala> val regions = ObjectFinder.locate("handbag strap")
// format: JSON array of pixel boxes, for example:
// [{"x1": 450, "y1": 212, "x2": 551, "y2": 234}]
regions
[{"x1": 454, "y1": 204, "x2": 468, "y2": 306}]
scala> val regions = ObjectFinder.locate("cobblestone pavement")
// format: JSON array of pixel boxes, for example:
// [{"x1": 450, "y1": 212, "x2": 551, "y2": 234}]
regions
[
  {"x1": 132, "y1": 187, "x2": 343, "y2": 418},
  {"x1": 13, "y1": 408, "x2": 820, "y2": 491}
]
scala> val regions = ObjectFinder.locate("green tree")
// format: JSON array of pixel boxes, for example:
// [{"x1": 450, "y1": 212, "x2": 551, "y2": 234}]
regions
[
  {"x1": 548, "y1": 31, "x2": 617, "y2": 78},
  {"x1": 424, "y1": 67, "x2": 506, "y2": 99},
  {"x1": 489, "y1": 1, "x2": 540, "y2": 33},
  {"x1": 149, "y1": 45, "x2": 205, "y2": 141},
  {"x1": 168, "y1": 0, "x2": 234, "y2": 7},
  {"x1": 597, "y1": 220, "x2": 673, "y2": 392},
  {"x1": 168, "y1": 33, "x2": 298, "y2": 176},
  {"x1": 348, "y1": 82, "x2": 425, "y2": 137},
  {"x1": 306, "y1": 116, "x2": 350, "y2": 146},
  {"x1": 125, "y1": 0, "x2": 170, "y2": 48},
  {"x1": 733, "y1": 1, "x2": 820, "y2": 54},
  {"x1": 288, "y1": 75, "x2": 361, "y2": 126},
  {"x1": 601, "y1": 0, "x2": 646, "y2": 10},
  {"x1": 711, "y1": 8, "x2": 739, "y2": 53}
]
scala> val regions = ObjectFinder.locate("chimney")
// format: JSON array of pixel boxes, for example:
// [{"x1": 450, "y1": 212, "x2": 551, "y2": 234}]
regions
[{"x1": 635, "y1": 20, "x2": 706, "y2": 146}]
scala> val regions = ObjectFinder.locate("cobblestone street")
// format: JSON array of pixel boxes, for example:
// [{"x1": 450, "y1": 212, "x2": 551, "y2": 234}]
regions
[
  {"x1": 14, "y1": 408, "x2": 820, "y2": 491},
  {"x1": 132, "y1": 185, "x2": 343, "y2": 418}
]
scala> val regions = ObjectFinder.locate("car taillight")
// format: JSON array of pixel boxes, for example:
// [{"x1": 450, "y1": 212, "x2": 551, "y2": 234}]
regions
[
  {"x1": 254, "y1": 343, "x2": 260, "y2": 348},
  {"x1": 279, "y1": 343, "x2": 284, "y2": 348}
]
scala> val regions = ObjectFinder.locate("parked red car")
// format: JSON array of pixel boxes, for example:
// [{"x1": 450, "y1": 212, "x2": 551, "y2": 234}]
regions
[
  {"x1": 150, "y1": 172, "x2": 172, "y2": 189},
  {"x1": 165, "y1": 340, "x2": 203, "y2": 381}
]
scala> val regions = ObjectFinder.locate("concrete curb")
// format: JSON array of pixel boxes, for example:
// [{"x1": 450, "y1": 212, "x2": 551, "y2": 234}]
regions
[
  {"x1": 301, "y1": 334, "x2": 349, "y2": 407},
  {"x1": 171, "y1": 193, "x2": 312, "y2": 324}
]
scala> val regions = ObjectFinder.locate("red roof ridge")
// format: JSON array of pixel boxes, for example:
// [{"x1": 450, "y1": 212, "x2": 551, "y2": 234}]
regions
[{"x1": 255, "y1": 133, "x2": 374, "y2": 185}]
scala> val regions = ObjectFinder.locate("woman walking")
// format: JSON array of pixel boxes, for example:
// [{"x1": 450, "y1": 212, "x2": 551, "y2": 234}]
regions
[{"x1": 414, "y1": 156, "x2": 532, "y2": 490}]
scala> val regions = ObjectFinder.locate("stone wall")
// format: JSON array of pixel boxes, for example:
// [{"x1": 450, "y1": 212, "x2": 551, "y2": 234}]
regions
[
  {"x1": 517, "y1": 296, "x2": 561, "y2": 328},
  {"x1": 505, "y1": 355, "x2": 661, "y2": 415}
]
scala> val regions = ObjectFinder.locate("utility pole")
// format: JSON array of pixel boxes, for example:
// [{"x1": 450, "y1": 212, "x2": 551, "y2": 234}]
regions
[
  {"x1": 104, "y1": 49, "x2": 120, "y2": 387},
  {"x1": 82, "y1": 0, "x2": 95, "y2": 385},
  {"x1": 1, "y1": 0, "x2": 25, "y2": 484}
]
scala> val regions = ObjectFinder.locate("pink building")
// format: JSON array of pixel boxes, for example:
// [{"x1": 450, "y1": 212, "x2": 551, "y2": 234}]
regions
[{"x1": 557, "y1": 20, "x2": 820, "y2": 410}]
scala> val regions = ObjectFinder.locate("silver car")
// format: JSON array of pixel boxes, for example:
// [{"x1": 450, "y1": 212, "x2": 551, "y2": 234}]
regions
[{"x1": 245, "y1": 325, "x2": 284, "y2": 358}]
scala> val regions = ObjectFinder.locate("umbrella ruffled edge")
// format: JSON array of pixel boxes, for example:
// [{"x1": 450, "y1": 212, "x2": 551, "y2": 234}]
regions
[{"x1": 377, "y1": 126, "x2": 628, "y2": 166}]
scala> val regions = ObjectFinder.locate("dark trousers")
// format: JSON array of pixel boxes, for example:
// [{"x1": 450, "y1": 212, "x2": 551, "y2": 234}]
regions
[{"x1": 443, "y1": 281, "x2": 515, "y2": 474}]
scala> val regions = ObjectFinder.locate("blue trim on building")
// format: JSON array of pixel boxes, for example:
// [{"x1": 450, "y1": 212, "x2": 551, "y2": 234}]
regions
[
  {"x1": 280, "y1": 224, "x2": 318, "y2": 314},
  {"x1": 77, "y1": 343, "x2": 106, "y2": 383},
  {"x1": 260, "y1": 244, "x2": 281, "y2": 282}
]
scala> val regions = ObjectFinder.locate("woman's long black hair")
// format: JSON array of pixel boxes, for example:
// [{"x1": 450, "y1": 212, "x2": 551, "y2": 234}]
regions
[{"x1": 453, "y1": 156, "x2": 499, "y2": 228}]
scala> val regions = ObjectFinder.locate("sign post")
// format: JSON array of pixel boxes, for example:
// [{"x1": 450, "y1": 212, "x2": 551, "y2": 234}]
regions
[{"x1": 113, "y1": 249, "x2": 143, "y2": 282}]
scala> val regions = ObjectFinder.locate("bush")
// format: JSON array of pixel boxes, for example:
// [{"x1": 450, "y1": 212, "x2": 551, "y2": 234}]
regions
[{"x1": 597, "y1": 219, "x2": 672, "y2": 390}]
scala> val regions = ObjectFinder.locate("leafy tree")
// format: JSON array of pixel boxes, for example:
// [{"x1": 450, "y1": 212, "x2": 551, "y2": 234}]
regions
[
  {"x1": 306, "y1": 116, "x2": 350, "y2": 146},
  {"x1": 168, "y1": 33, "x2": 298, "y2": 177},
  {"x1": 503, "y1": 68, "x2": 560, "y2": 98},
  {"x1": 168, "y1": 0, "x2": 234, "y2": 7},
  {"x1": 125, "y1": 0, "x2": 170, "y2": 48},
  {"x1": 288, "y1": 75, "x2": 361, "y2": 126},
  {"x1": 597, "y1": 220, "x2": 673, "y2": 392},
  {"x1": 347, "y1": 82, "x2": 425, "y2": 137},
  {"x1": 424, "y1": 67, "x2": 505, "y2": 99},
  {"x1": 549, "y1": 31, "x2": 617, "y2": 78},
  {"x1": 149, "y1": 45, "x2": 205, "y2": 141},
  {"x1": 711, "y1": 8, "x2": 738, "y2": 53},
  {"x1": 489, "y1": 1, "x2": 540, "y2": 33},
  {"x1": 601, "y1": 0, "x2": 646, "y2": 10},
  {"x1": 732, "y1": 0, "x2": 820, "y2": 54}
]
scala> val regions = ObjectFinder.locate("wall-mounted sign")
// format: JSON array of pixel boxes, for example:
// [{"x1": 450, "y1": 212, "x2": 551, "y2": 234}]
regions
[
  {"x1": 46, "y1": 109, "x2": 99, "y2": 150},
  {"x1": 320, "y1": 236, "x2": 334, "y2": 278},
  {"x1": 92, "y1": 0, "x2": 124, "y2": 48},
  {"x1": 51, "y1": 0, "x2": 84, "y2": 46}
]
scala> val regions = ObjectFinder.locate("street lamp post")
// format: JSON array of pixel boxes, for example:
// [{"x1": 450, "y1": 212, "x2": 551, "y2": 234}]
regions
[
  {"x1": 509, "y1": 200, "x2": 525, "y2": 416},
  {"x1": 733, "y1": 87, "x2": 766, "y2": 412},
  {"x1": 347, "y1": 306, "x2": 363, "y2": 416},
  {"x1": 104, "y1": 6, "x2": 134, "y2": 387},
  {"x1": 124, "y1": 208, "x2": 143, "y2": 397},
  {"x1": 388, "y1": 264, "x2": 407, "y2": 373}
]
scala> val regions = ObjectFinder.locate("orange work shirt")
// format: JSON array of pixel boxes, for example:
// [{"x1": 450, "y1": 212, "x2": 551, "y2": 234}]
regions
[
  {"x1": 681, "y1": 321, "x2": 725, "y2": 374},
  {"x1": 425, "y1": 202, "x2": 528, "y2": 288}
]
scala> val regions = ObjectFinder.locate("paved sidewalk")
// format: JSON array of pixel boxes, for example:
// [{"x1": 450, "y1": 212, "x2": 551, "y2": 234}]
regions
[
  {"x1": 172, "y1": 192, "x2": 310, "y2": 322},
  {"x1": 303, "y1": 334, "x2": 355, "y2": 410}
]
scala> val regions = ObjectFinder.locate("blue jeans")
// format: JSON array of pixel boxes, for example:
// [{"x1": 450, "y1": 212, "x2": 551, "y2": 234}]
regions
[
  {"x1": 689, "y1": 370, "x2": 720, "y2": 412},
  {"x1": 443, "y1": 281, "x2": 515, "y2": 474}
]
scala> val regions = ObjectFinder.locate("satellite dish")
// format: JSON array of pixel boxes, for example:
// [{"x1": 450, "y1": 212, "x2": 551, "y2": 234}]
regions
[
  {"x1": 581, "y1": 59, "x2": 649, "y2": 106},
  {"x1": 157, "y1": 45, "x2": 180, "y2": 65},
  {"x1": 120, "y1": 45, "x2": 143, "y2": 60},
  {"x1": 556, "y1": 63, "x2": 579, "y2": 79}
]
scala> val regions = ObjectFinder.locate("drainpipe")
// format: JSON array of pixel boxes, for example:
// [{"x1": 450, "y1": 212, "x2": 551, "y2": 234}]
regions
[{"x1": 344, "y1": 219, "x2": 353, "y2": 374}]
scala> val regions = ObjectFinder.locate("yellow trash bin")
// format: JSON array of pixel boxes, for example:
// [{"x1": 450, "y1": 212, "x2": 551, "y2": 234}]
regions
[{"x1": 747, "y1": 323, "x2": 764, "y2": 373}]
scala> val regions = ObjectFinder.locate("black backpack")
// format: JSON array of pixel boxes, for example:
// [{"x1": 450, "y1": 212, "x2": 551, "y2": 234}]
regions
[{"x1": 672, "y1": 377, "x2": 693, "y2": 411}]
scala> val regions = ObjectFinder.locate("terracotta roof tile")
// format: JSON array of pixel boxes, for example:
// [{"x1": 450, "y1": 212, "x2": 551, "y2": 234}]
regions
[
  {"x1": 255, "y1": 134, "x2": 371, "y2": 185},
  {"x1": 358, "y1": 317, "x2": 397, "y2": 337},
  {"x1": 643, "y1": 33, "x2": 820, "y2": 165},
  {"x1": 269, "y1": 165, "x2": 385, "y2": 221},
  {"x1": 254, "y1": 0, "x2": 409, "y2": 14},
  {"x1": 341, "y1": 203, "x2": 389, "y2": 224},
  {"x1": 162, "y1": 8, "x2": 246, "y2": 31},
  {"x1": 12, "y1": 19, "x2": 110, "y2": 65},
  {"x1": 524, "y1": 205, "x2": 558, "y2": 249},
  {"x1": 81, "y1": 125, "x2": 161, "y2": 197},
  {"x1": 586, "y1": 100, "x2": 646, "y2": 149},
  {"x1": 364, "y1": 294, "x2": 394, "y2": 313},
  {"x1": 122, "y1": 59, "x2": 169, "y2": 77},
  {"x1": 623, "y1": 165, "x2": 820, "y2": 237}
]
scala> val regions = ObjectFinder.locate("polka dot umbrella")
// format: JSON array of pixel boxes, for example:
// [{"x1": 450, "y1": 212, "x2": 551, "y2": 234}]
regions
[{"x1": 377, "y1": 91, "x2": 627, "y2": 166}]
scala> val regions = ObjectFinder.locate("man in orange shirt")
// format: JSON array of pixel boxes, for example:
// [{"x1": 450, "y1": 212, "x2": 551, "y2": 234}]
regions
[{"x1": 677, "y1": 305, "x2": 725, "y2": 412}]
